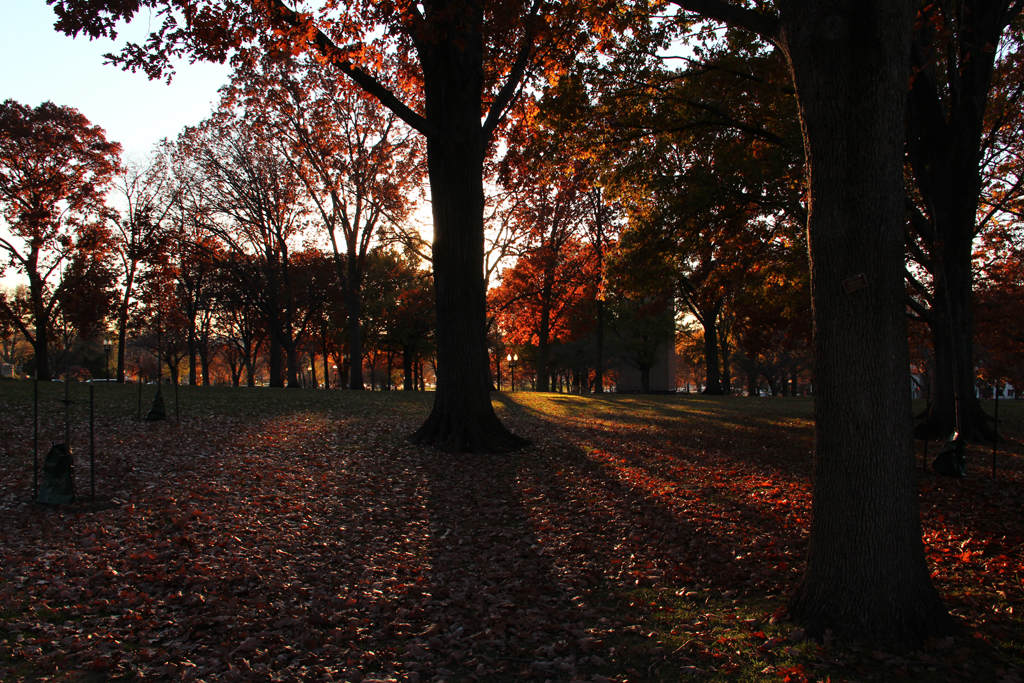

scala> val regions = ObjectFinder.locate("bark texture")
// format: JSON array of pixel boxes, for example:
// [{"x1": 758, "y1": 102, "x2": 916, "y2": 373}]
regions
[
  {"x1": 778, "y1": 0, "x2": 953, "y2": 641},
  {"x1": 408, "y1": 8, "x2": 529, "y2": 452}
]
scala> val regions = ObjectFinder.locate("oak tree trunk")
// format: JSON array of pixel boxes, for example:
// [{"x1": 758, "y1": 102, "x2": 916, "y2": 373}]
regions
[
  {"x1": 115, "y1": 264, "x2": 135, "y2": 383},
  {"x1": 780, "y1": 0, "x2": 952, "y2": 641},
  {"x1": 904, "y1": 0, "x2": 1011, "y2": 441},
  {"x1": 32, "y1": 323, "x2": 51, "y2": 382},
  {"x1": 268, "y1": 331, "x2": 284, "y2": 388},
  {"x1": 701, "y1": 301, "x2": 723, "y2": 394},
  {"x1": 346, "y1": 284, "x2": 365, "y2": 390},
  {"x1": 284, "y1": 340, "x2": 300, "y2": 388},
  {"x1": 116, "y1": 324, "x2": 128, "y2": 383},
  {"x1": 403, "y1": 346, "x2": 414, "y2": 390},
  {"x1": 537, "y1": 294, "x2": 551, "y2": 392},
  {"x1": 408, "y1": 23, "x2": 528, "y2": 453}
]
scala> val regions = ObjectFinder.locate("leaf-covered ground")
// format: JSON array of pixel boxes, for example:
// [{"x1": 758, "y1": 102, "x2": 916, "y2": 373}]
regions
[{"x1": 1, "y1": 382, "x2": 1022, "y2": 682}]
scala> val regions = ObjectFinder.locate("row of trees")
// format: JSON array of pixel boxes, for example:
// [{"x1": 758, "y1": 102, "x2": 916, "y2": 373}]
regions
[
  {"x1": 18, "y1": 0, "x2": 1024, "y2": 643},
  {"x1": 485, "y1": 1, "x2": 1024, "y2": 414},
  {"x1": 0, "y1": 59, "x2": 435, "y2": 389}
]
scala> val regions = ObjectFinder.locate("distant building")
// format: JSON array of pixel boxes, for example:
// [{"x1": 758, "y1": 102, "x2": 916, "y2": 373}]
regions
[
  {"x1": 613, "y1": 293, "x2": 677, "y2": 394},
  {"x1": 617, "y1": 340, "x2": 676, "y2": 393}
]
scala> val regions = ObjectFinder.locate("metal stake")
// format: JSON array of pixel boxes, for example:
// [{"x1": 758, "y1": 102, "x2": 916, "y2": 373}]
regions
[
  {"x1": 33, "y1": 373, "x2": 38, "y2": 498},
  {"x1": 993, "y1": 385, "x2": 999, "y2": 478},
  {"x1": 64, "y1": 374, "x2": 71, "y2": 448},
  {"x1": 90, "y1": 382, "x2": 96, "y2": 502}
]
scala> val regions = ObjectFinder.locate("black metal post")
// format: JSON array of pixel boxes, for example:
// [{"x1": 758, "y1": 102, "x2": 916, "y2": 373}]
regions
[
  {"x1": 61, "y1": 372, "x2": 76, "y2": 503},
  {"x1": 156, "y1": 311, "x2": 162, "y2": 386},
  {"x1": 175, "y1": 373, "x2": 179, "y2": 423},
  {"x1": 138, "y1": 371, "x2": 143, "y2": 421},
  {"x1": 64, "y1": 374, "x2": 71, "y2": 448},
  {"x1": 33, "y1": 373, "x2": 38, "y2": 498},
  {"x1": 993, "y1": 385, "x2": 999, "y2": 478},
  {"x1": 90, "y1": 382, "x2": 95, "y2": 502}
]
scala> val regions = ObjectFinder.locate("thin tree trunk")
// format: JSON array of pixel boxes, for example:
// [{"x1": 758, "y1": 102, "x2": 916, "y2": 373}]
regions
[
  {"x1": 720, "y1": 325, "x2": 732, "y2": 395},
  {"x1": 200, "y1": 348, "x2": 211, "y2": 387},
  {"x1": 594, "y1": 298, "x2": 605, "y2": 393},
  {"x1": 188, "y1": 328, "x2": 198, "y2": 386}
]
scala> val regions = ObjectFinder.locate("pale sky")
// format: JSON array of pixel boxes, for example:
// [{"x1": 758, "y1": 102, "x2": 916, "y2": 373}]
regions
[
  {"x1": 1, "y1": 0, "x2": 232, "y2": 287},
  {"x1": 0, "y1": 1, "x2": 432, "y2": 290},
  {"x1": 1, "y1": 1, "x2": 232, "y2": 159}
]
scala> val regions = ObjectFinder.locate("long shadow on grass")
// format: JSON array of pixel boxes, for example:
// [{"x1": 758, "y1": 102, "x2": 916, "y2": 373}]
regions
[
  {"x1": 407, "y1": 447, "x2": 595, "y2": 681},
  {"x1": 495, "y1": 393, "x2": 811, "y2": 590},
  {"x1": 551, "y1": 393, "x2": 816, "y2": 441},
  {"x1": 397, "y1": 393, "x2": 815, "y2": 678}
]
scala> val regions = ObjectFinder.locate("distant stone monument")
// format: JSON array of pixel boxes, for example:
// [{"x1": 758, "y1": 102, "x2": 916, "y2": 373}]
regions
[
  {"x1": 146, "y1": 388, "x2": 167, "y2": 421},
  {"x1": 616, "y1": 340, "x2": 677, "y2": 393},
  {"x1": 37, "y1": 444, "x2": 75, "y2": 504}
]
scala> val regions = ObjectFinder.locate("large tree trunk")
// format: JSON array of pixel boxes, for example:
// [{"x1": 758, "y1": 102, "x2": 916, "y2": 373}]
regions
[
  {"x1": 640, "y1": 365, "x2": 651, "y2": 394},
  {"x1": 346, "y1": 271, "x2": 365, "y2": 390},
  {"x1": 28, "y1": 276, "x2": 52, "y2": 381},
  {"x1": 32, "y1": 325, "x2": 51, "y2": 382},
  {"x1": 926, "y1": 239, "x2": 991, "y2": 439},
  {"x1": 779, "y1": 0, "x2": 952, "y2": 641},
  {"x1": 187, "y1": 321, "x2": 198, "y2": 386},
  {"x1": 904, "y1": 0, "x2": 1011, "y2": 441},
  {"x1": 701, "y1": 300, "x2": 723, "y2": 394},
  {"x1": 244, "y1": 344, "x2": 256, "y2": 387},
  {"x1": 403, "y1": 346, "x2": 414, "y2": 390},
  {"x1": 116, "y1": 324, "x2": 128, "y2": 383},
  {"x1": 284, "y1": 339, "x2": 300, "y2": 388},
  {"x1": 115, "y1": 264, "x2": 135, "y2": 383},
  {"x1": 409, "y1": 25, "x2": 528, "y2": 453},
  {"x1": 268, "y1": 331, "x2": 284, "y2": 388},
  {"x1": 200, "y1": 345, "x2": 211, "y2": 386},
  {"x1": 536, "y1": 295, "x2": 551, "y2": 392}
]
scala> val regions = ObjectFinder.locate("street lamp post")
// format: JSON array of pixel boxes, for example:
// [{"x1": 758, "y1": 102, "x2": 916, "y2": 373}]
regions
[
  {"x1": 507, "y1": 353, "x2": 518, "y2": 392},
  {"x1": 103, "y1": 339, "x2": 111, "y2": 381}
]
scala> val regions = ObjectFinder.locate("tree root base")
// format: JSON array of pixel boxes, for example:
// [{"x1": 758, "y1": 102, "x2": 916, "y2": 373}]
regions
[{"x1": 409, "y1": 406, "x2": 530, "y2": 455}]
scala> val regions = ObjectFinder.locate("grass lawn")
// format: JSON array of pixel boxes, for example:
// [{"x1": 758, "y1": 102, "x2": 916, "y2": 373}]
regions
[{"x1": 1, "y1": 380, "x2": 1022, "y2": 682}]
